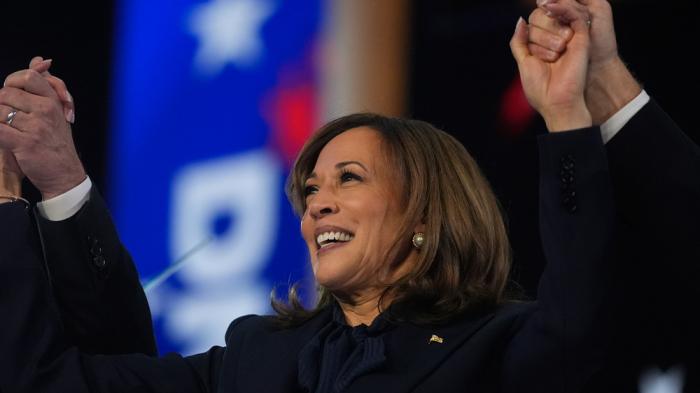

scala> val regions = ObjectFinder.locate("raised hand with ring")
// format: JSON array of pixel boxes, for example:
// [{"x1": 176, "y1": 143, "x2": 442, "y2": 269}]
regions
[{"x1": 0, "y1": 61, "x2": 86, "y2": 200}]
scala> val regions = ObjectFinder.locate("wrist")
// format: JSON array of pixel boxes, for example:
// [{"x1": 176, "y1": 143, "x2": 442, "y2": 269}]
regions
[
  {"x1": 41, "y1": 171, "x2": 88, "y2": 201},
  {"x1": 585, "y1": 56, "x2": 642, "y2": 125},
  {"x1": 543, "y1": 103, "x2": 593, "y2": 132}
]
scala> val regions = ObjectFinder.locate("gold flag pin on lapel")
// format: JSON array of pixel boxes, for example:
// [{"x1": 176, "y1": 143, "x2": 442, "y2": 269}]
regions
[{"x1": 428, "y1": 334, "x2": 444, "y2": 344}]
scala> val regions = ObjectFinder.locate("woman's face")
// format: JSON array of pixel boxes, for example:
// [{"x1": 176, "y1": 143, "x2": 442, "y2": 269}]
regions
[{"x1": 301, "y1": 127, "x2": 413, "y2": 296}]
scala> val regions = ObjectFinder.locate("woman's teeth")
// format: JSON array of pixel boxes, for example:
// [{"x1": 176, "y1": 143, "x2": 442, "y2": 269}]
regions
[{"x1": 317, "y1": 231, "x2": 354, "y2": 248}]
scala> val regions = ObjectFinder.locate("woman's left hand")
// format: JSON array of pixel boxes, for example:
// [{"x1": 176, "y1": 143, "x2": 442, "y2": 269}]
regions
[{"x1": 510, "y1": 0, "x2": 592, "y2": 132}]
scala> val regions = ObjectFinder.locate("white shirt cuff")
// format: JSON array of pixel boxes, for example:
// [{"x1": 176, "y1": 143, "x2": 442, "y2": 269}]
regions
[
  {"x1": 600, "y1": 90, "x2": 650, "y2": 144},
  {"x1": 36, "y1": 177, "x2": 92, "y2": 221}
]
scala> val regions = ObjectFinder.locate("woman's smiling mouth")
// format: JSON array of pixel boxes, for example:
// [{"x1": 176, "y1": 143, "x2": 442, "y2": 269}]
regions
[{"x1": 315, "y1": 228, "x2": 355, "y2": 254}]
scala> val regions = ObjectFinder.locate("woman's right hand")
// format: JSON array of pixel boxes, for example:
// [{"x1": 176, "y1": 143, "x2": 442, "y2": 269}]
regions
[
  {"x1": 528, "y1": 0, "x2": 640, "y2": 125},
  {"x1": 510, "y1": 0, "x2": 593, "y2": 132}
]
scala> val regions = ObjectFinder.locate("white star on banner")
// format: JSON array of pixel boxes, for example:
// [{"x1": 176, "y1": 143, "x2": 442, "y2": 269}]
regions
[{"x1": 188, "y1": 0, "x2": 276, "y2": 76}]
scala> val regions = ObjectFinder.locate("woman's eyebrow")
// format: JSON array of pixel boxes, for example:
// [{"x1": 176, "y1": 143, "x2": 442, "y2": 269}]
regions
[
  {"x1": 306, "y1": 160, "x2": 368, "y2": 181},
  {"x1": 336, "y1": 161, "x2": 368, "y2": 171}
]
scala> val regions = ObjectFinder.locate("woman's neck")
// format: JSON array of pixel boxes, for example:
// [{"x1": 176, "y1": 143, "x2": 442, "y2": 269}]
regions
[{"x1": 335, "y1": 289, "x2": 394, "y2": 327}]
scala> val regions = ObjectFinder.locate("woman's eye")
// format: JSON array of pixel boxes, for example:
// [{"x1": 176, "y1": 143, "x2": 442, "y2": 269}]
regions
[
  {"x1": 304, "y1": 185, "x2": 318, "y2": 196},
  {"x1": 340, "y1": 171, "x2": 360, "y2": 183}
]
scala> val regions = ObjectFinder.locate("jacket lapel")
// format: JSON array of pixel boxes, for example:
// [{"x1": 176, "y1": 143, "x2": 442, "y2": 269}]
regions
[{"x1": 344, "y1": 311, "x2": 498, "y2": 393}]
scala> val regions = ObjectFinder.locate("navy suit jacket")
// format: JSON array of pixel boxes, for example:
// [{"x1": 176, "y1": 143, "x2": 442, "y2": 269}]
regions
[
  {"x1": 23, "y1": 101, "x2": 700, "y2": 392},
  {"x1": 593, "y1": 99, "x2": 700, "y2": 391},
  {"x1": 0, "y1": 123, "x2": 622, "y2": 393}
]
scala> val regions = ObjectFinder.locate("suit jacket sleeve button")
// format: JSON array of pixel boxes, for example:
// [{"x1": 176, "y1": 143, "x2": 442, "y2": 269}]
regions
[
  {"x1": 93, "y1": 255, "x2": 107, "y2": 269},
  {"x1": 91, "y1": 246, "x2": 103, "y2": 256}
]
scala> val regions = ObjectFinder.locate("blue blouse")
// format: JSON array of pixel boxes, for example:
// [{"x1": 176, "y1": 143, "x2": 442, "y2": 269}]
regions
[{"x1": 297, "y1": 304, "x2": 393, "y2": 393}]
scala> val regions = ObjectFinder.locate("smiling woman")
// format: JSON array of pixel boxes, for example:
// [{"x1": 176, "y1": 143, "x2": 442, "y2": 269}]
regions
[
  {"x1": 3, "y1": 0, "x2": 698, "y2": 391},
  {"x1": 276, "y1": 114, "x2": 511, "y2": 328}
]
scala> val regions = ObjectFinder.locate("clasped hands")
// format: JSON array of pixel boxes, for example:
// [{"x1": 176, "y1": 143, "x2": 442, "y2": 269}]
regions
[
  {"x1": 0, "y1": 57, "x2": 85, "y2": 201},
  {"x1": 511, "y1": 0, "x2": 623, "y2": 132}
]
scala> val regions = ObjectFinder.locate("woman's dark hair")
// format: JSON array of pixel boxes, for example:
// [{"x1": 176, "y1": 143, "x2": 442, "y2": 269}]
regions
[{"x1": 273, "y1": 113, "x2": 511, "y2": 325}]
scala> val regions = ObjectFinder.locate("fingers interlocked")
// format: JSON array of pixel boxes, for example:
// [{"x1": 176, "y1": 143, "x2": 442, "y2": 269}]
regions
[
  {"x1": 0, "y1": 68, "x2": 69, "y2": 150},
  {"x1": 0, "y1": 57, "x2": 86, "y2": 199},
  {"x1": 526, "y1": 0, "x2": 593, "y2": 63}
]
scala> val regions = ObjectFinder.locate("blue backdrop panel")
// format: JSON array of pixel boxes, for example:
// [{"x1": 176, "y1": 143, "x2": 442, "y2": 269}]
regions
[{"x1": 109, "y1": 0, "x2": 321, "y2": 355}]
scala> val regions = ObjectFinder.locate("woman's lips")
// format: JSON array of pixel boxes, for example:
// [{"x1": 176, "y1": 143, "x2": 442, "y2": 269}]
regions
[{"x1": 317, "y1": 240, "x2": 350, "y2": 255}]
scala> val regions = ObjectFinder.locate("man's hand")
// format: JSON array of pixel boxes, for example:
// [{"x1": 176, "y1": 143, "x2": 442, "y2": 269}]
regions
[
  {"x1": 510, "y1": 0, "x2": 593, "y2": 132},
  {"x1": 530, "y1": 0, "x2": 642, "y2": 124},
  {"x1": 0, "y1": 67, "x2": 86, "y2": 200}
]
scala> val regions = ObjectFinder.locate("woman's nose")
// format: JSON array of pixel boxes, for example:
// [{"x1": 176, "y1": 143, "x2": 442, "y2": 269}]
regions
[{"x1": 308, "y1": 191, "x2": 338, "y2": 219}]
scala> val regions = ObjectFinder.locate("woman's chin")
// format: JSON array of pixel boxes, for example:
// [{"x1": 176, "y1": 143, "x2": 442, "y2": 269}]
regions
[
  {"x1": 314, "y1": 268, "x2": 353, "y2": 293},
  {"x1": 314, "y1": 274, "x2": 344, "y2": 292}
]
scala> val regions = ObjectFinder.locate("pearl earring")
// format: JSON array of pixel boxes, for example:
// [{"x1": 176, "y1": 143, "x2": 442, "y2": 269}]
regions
[{"x1": 412, "y1": 232, "x2": 425, "y2": 249}]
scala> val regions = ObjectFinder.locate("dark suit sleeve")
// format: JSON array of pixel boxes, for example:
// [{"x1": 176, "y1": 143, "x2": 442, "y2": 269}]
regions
[
  {"x1": 605, "y1": 99, "x2": 700, "y2": 268},
  {"x1": 34, "y1": 186, "x2": 157, "y2": 356},
  {"x1": 502, "y1": 127, "x2": 618, "y2": 392},
  {"x1": 603, "y1": 99, "x2": 700, "y2": 384},
  {"x1": 0, "y1": 201, "x2": 220, "y2": 393},
  {"x1": 606, "y1": 99, "x2": 700, "y2": 233}
]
